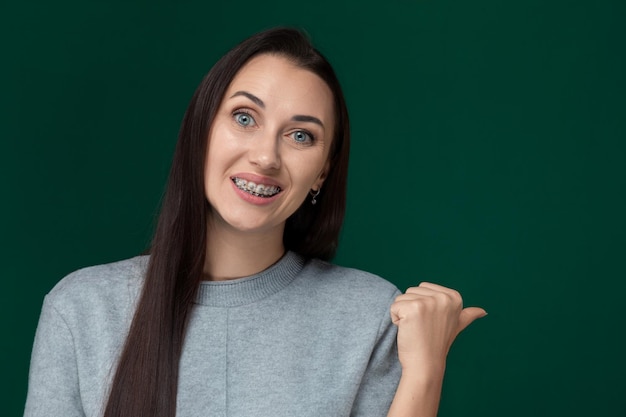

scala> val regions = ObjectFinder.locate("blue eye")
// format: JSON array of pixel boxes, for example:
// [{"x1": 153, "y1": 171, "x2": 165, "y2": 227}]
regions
[
  {"x1": 291, "y1": 130, "x2": 314, "y2": 144},
  {"x1": 234, "y1": 112, "x2": 255, "y2": 127}
]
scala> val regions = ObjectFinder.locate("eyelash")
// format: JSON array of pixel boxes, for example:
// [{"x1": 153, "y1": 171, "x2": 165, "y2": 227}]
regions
[
  {"x1": 232, "y1": 109, "x2": 256, "y2": 127},
  {"x1": 289, "y1": 130, "x2": 315, "y2": 145},
  {"x1": 231, "y1": 109, "x2": 316, "y2": 145}
]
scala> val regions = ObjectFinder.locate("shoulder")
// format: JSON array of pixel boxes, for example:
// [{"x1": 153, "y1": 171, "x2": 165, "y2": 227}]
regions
[
  {"x1": 294, "y1": 257, "x2": 401, "y2": 311},
  {"x1": 284, "y1": 257, "x2": 401, "y2": 347},
  {"x1": 45, "y1": 255, "x2": 148, "y2": 317},
  {"x1": 306, "y1": 258, "x2": 398, "y2": 291}
]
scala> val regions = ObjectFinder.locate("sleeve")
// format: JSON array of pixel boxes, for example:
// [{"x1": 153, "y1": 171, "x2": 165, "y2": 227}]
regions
[
  {"x1": 350, "y1": 289, "x2": 402, "y2": 417},
  {"x1": 24, "y1": 295, "x2": 86, "y2": 417}
]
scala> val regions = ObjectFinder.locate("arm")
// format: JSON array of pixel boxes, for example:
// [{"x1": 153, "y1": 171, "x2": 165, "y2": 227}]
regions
[
  {"x1": 387, "y1": 283, "x2": 486, "y2": 417},
  {"x1": 24, "y1": 296, "x2": 86, "y2": 417}
]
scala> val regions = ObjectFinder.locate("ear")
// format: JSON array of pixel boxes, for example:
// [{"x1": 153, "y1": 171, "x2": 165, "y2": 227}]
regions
[{"x1": 314, "y1": 160, "x2": 331, "y2": 190}]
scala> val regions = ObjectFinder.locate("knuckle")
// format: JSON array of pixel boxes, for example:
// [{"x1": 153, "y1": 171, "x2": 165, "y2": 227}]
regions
[
  {"x1": 434, "y1": 291, "x2": 450, "y2": 305},
  {"x1": 407, "y1": 299, "x2": 427, "y2": 315},
  {"x1": 405, "y1": 286, "x2": 419, "y2": 294},
  {"x1": 450, "y1": 289, "x2": 462, "y2": 301}
]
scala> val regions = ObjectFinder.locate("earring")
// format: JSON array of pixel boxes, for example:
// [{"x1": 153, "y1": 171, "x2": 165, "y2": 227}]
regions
[{"x1": 310, "y1": 188, "x2": 321, "y2": 205}]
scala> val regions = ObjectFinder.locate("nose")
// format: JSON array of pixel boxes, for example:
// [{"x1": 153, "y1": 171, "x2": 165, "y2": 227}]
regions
[{"x1": 248, "y1": 130, "x2": 281, "y2": 171}]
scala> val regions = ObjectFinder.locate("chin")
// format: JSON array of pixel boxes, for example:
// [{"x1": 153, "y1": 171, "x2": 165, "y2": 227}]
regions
[{"x1": 221, "y1": 215, "x2": 282, "y2": 235}]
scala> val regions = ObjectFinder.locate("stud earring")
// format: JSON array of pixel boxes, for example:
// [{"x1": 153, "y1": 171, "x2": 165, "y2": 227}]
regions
[{"x1": 310, "y1": 188, "x2": 321, "y2": 205}]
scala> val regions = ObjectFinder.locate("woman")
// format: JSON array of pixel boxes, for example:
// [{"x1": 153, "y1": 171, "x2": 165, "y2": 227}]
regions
[{"x1": 24, "y1": 27, "x2": 485, "y2": 417}]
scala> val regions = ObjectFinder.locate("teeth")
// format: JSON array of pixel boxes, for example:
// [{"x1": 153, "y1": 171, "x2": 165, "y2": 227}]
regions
[{"x1": 232, "y1": 177, "x2": 281, "y2": 197}]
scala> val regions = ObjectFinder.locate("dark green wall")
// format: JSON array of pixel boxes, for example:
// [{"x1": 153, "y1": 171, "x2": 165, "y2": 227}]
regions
[{"x1": 3, "y1": 1, "x2": 625, "y2": 415}]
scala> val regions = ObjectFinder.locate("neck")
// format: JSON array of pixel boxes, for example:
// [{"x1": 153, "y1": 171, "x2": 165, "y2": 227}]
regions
[{"x1": 203, "y1": 216, "x2": 286, "y2": 281}]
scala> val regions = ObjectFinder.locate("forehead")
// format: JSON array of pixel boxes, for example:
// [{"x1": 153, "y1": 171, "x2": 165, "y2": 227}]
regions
[{"x1": 225, "y1": 54, "x2": 335, "y2": 125}]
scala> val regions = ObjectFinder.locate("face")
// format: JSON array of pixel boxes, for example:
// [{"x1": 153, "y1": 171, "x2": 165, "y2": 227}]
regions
[{"x1": 204, "y1": 54, "x2": 335, "y2": 238}]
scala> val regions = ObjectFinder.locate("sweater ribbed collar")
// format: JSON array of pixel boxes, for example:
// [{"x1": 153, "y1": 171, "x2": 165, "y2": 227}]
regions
[{"x1": 194, "y1": 251, "x2": 305, "y2": 307}]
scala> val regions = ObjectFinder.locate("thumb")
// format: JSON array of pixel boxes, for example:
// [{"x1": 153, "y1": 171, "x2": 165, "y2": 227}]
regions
[{"x1": 457, "y1": 307, "x2": 487, "y2": 333}]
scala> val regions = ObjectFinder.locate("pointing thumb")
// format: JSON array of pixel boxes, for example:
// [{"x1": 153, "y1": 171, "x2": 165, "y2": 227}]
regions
[{"x1": 457, "y1": 307, "x2": 487, "y2": 334}]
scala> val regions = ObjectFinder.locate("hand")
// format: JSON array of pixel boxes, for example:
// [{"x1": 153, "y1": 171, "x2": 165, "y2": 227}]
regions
[{"x1": 390, "y1": 282, "x2": 486, "y2": 374}]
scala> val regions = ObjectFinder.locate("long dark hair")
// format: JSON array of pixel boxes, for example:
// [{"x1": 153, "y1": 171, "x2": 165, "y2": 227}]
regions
[{"x1": 103, "y1": 27, "x2": 350, "y2": 417}]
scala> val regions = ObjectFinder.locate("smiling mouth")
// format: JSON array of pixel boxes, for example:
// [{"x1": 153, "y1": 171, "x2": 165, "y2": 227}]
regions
[{"x1": 232, "y1": 177, "x2": 282, "y2": 198}]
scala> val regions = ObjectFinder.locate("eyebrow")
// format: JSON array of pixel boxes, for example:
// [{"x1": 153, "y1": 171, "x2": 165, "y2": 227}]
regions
[
  {"x1": 291, "y1": 115, "x2": 324, "y2": 129},
  {"x1": 230, "y1": 91, "x2": 265, "y2": 108},
  {"x1": 230, "y1": 90, "x2": 325, "y2": 129}
]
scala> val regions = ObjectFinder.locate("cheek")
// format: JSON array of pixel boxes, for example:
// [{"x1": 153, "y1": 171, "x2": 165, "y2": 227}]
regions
[
  {"x1": 205, "y1": 126, "x2": 238, "y2": 173},
  {"x1": 302, "y1": 147, "x2": 329, "y2": 174},
  {"x1": 204, "y1": 138, "x2": 227, "y2": 197}
]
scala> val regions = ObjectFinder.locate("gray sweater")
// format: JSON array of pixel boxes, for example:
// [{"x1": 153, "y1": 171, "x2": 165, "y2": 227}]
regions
[{"x1": 24, "y1": 252, "x2": 402, "y2": 417}]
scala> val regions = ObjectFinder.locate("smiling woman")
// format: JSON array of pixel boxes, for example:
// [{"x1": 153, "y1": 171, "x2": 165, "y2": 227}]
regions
[
  {"x1": 23, "y1": 27, "x2": 485, "y2": 417},
  {"x1": 204, "y1": 55, "x2": 333, "y2": 255}
]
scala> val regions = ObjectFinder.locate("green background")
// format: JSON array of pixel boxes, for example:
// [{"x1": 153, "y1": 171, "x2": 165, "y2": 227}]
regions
[{"x1": 2, "y1": 0, "x2": 625, "y2": 415}]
